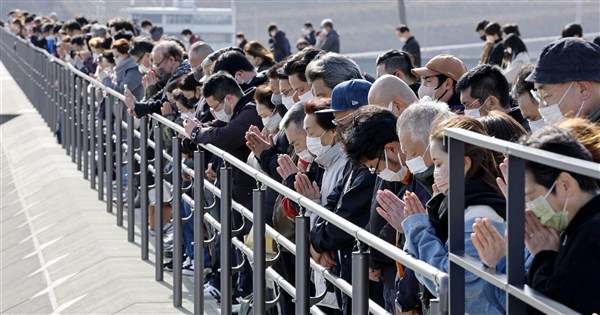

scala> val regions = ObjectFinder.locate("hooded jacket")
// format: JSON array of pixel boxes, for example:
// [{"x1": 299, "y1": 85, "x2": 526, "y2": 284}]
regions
[{"x1": 402, "y1": 178, "x2": 506, "y2": 315}]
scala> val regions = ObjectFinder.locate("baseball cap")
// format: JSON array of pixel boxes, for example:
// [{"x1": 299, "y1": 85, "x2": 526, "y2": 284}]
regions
[
  {"x1": 411, "y1": 54, "x2": 468, "y2": 82},
  {"x1": 526, "y1": 38, "x2": 600, "y2": 84},
  {"x1": 316, "y1": 79, "x2": 372, "y2": 113}
]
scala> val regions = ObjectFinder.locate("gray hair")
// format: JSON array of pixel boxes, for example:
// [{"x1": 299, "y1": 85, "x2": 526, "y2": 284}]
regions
[
  {"x1": 281, "y1": 102, "x2": 307, "y2": 131},
  {"x1": 396, "y1": 100, "x2": 454, "y2": 145},
  {"x1": 152, "y1": 40, "x2": 184, "y2": 62},
  {"x1": 305, "y1": 52, "x2": 362, "y2": 89},
  {"x1": 91, "y1": 24, "x2": 107, "y2": 38}
]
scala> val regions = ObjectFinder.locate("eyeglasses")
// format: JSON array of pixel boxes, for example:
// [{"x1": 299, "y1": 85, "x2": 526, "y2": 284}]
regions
[
  {"x1": 332, "y1": 112, "x2": 355, "y2": 126},
  {"x1": 152, "y1": 57, "x2": 166, "y2": 68}
]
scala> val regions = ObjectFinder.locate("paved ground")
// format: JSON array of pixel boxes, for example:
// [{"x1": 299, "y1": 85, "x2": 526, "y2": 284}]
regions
[{"x1": 0, "y1": 62, "x2": 221, "y2": 314}]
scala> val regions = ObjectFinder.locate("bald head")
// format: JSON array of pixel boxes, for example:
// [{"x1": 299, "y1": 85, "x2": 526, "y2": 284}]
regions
[
  {"x1": 188, "y1": 41, "x2": 214, "y2": 68},
  {"x1": 368, "y1": 74, "x2": 418, "y2": 117}
]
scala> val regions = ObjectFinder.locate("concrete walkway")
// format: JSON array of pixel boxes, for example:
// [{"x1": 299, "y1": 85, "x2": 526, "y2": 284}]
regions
[{"x1": 0, "y1": 62, "x2": 220, "y2": 314}]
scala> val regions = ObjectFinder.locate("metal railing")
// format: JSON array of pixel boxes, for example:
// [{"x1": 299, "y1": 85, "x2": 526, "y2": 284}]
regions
[
  {"x1": 445, "y1": 128, "x2": 599, "y2": 315},
  {"x1": 4, "y1": 27, "x2": 593, "y2": 315},
  {"x1": 27, "y1": 27, "x2": 600, "y2": 314}
]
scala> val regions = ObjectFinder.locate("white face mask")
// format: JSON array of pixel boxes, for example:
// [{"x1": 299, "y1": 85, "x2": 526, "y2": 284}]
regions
[
  {"x1": 528, "y1": 119, "x2": 545, "y2": 133},
  {"x1": 399, "y1": 37, "x2": 407, "y2": 43},
  {"x1": 536, "y1": 82, "x2": 573, "y2": 125},
  {"x1": 282, "y1": 94, "x2": 295, "y2": 109},
  {"x1": 418, "y1": 84, "x2": 437, "y2": 100},
  {"x1": 298, "y1": 90, "x2": 314, "y2": 102},
  {"x1": 306, "y1": 130, "x2": 332, "y2": 157},
  {"x1": 138, "y1": 63, "x2": 151, "y2": 74},
  {"x1": 405, "y1": 141, "x2": 430, "y2": 174},
  {"x1": 464, "y1": 98, "x2": 490, "y2": 119},
  {"x1": 433, "y1": 166, "x2": 449, "y2": 195},
  {"x1": 296, "y1": 149, "x2": 314, "y2": 162},
  {"x1": 271, "y1": 93, "x2": 282, "y2": 106},
  {"x1": 262, "y1": 112, "x2": 282, "y2": 135},
  {"x1": 270, "y1": 31, "x2": 277, "y2": 37},
  {"x1": 214, "y1": 99, "x2": 232, "y2": 122},
  {"x1": 378, "y1": 150, "x2": 408, "y2": 182}
]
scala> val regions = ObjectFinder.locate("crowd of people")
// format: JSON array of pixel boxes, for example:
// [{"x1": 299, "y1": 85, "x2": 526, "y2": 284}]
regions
[{"x1": 6, "y1": 8, "x2": 600, "y2": 315}]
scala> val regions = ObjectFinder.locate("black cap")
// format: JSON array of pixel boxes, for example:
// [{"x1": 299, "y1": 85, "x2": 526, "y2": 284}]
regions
[{"x1": 527, "y1": 38, "x2": 600, "y2": 84}]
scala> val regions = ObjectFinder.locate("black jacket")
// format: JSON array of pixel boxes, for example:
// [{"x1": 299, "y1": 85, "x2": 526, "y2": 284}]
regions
[
  {"x1": 369, "y1": 176, "x2": 431, "y2": 287},
  {"x1": 269, "y1": 31, "x2": 291, "y2": 62},
  {"x1": 190, "y1": 88, "x2": 263, "y2": 199},
  {"x1": 310, "y1": 165, "x2": 376, "y2": 253},
  {"x1": 317, "y1": 30, "x2": 340, "y2": 53},
  {"x1": 132, "y1": 60, "x2": 191, "y2": 117},
  {"x1": 240, "y1": 70, "x2": 268, "y2": 92},
  {"x1": 527, "y1": 194, "x2": 600, "y2": 315},
  {"x1": 304, "y1": 30, "x2": 316, "y2": 45},
  {"x1": 507, "y1": 106, "x2": 530, "y2": 132},
  {"x1": 402, "y1": 36, "x2": 421, "y2": 67},
  {"x1": 486, "y1": 38, "x2": 504, "y2": 66}
]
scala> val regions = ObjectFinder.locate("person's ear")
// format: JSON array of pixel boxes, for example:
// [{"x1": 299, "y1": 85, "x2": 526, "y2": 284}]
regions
[
  {"x1": 393, "y1": 70, "x2": 405, "y2": 80},
  {"x1": 557, "y1": 171, "x2": 576, "y2": 199},
  {"x1": 195, "y1": 85, "x2": 202, "y2": 97},
  {"x1": 393, "y1": 98, "x2": 409, "y2": 113},
  {"x1": 464, "y1": 156, "x2": 472, "y2": 175},
  {"x1": 488, "y1": 96, "x2": 501, "y2": 111},
  {"x1": 443, "y1": 78, "x2": 454, "y2": 91},
  {"x1": 577, "y1": 81, "x2": 592, "y2": 102}
]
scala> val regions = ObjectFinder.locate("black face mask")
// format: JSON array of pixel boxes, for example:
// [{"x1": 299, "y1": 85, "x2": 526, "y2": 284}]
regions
[{"x1": 480, "y1": 35, "x2": 486, "y2": 41}]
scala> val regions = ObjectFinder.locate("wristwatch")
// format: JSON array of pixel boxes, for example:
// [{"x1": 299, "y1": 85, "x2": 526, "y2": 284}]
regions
[{"x1": 190, "y1": 126, "x2": 200, "y2": 141}]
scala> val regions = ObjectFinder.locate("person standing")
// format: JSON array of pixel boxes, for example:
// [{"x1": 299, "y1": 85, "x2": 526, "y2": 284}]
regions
[
  {"x1": 316, "y1": 18, "x2": 340, "y2": 53},
  {"x1": 302, "y1": 21, "x2": 316, "y2": 45},
  {"x1": 484, "y1": 22, "x2": 504, "y2": 66},
  {"x1": 476, "y1": 19, "x2": 494, "y2": 65},
  {"x1": 396, "y1": 25, "x2": 421, "y2": 67},
  {"x1": 180, "y1": 29, "x2": 200, "y2": 45},
  {"x1": 268, "y1": 24, "x2": 291, "y2": 62}
]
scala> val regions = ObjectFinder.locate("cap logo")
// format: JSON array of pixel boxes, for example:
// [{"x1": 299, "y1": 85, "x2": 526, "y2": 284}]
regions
[{"x1": 352, "y1": 100, "x2": 359, "y2": 106}]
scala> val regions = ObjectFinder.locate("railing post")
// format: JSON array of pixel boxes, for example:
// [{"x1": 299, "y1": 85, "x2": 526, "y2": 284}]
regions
[
  {"x1": 172, "y1": 137, "x2": 183, "y2": 307},
  {"x1": 97, "y1": 90, "x2": 104, "y2": 200},
  {"x1": 116, "y1": 101, "x2": 124, "y2": 226},
  {"x1": 295, "y1": 212, "x2": 310, "y2": 314},
  {"x1": 70, "y1": 72, "x2": 76, "y2": 163},
  {"x1": 127, "y1": 113, "x2": 136, "y2": 242},
  {"x1": 154, "y1": 122, "x2": 164, "y2": 281},
  {"x1": 140, "y1": 117, "x2": 149, "y2": 260},
  {"x1": 60, "y1": 67, "x2": 67, "y2": 149},
  {"x1": 82, "y1": 80, "x2": 89, "y2": 180},
  {"x1": 90, "y1": 85, "x2": 97, "y2": 190},
  {"x1": 253, "y1": 188, "x2": 266, "y2": 315},
  {"x1": 75, "y1": 76, "x2": 82, "y2": 170},
  {"x1": 506, "y1": 155, "x2": 527, "y2": 314},
  {"x1": 193, "y1": 150, "x2": 205, "y2": 315},
  {"x1": 447, "y1": 136, "x2": 465, "y2": 315},
  {"x1": 352, "y1": 246, "x2": 369, "y2": 314},
  {"x1": 105, "y1": 94, "x2": 114, "y2": 213},
  {"x1": 220, "y1": 164, "x2": 233, "y2": 315}
]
